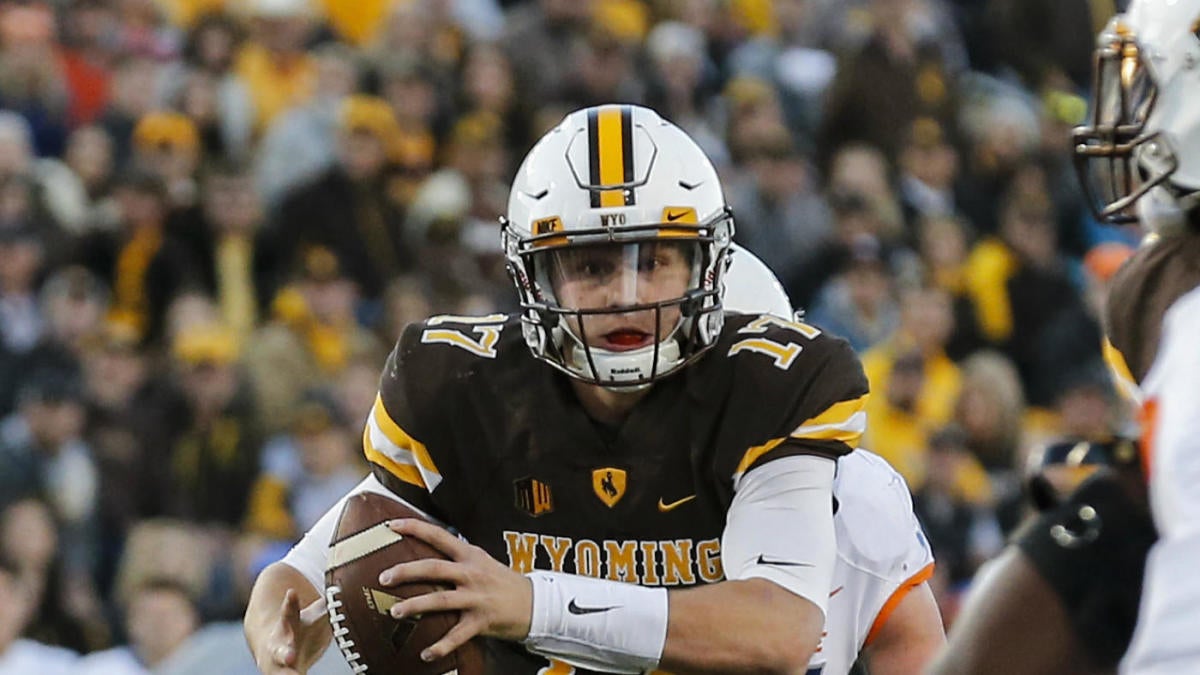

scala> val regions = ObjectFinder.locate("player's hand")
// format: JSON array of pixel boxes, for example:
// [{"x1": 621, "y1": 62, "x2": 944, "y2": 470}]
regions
[
  {"x1": 256, "y1": 588, "x2": 328, "y2": 675},
  {"x1": 380, "y1": 518, "x2": 533, "y2": 662}
]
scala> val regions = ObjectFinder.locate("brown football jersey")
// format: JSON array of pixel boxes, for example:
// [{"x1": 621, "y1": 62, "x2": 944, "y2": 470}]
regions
[{"x1": 360, "y1": 312, "x2": 869, "y2": 673}]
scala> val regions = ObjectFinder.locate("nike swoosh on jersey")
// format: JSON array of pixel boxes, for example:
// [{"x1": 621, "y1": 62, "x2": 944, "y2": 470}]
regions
[
  {"x1": 657, "y1": 494, "x2": 696, "y2": 512},
  {"x1": 567, "y1": 599, "x2": 620, "y2": 615},
  {"x1": 665, "y1": 210, "x2": 689, "y2": 221},
  {"x1": 755, "y1": 554, "x2": 815, "y2": 567},
  {"x1": 829, "y1": 586, "x2": 844, "y2": 597}
]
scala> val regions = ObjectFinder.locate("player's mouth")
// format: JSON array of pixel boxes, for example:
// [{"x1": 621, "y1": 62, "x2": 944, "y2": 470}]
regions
[{"x1": 601, "y1": 329, "x2": 654, "y2": 351}]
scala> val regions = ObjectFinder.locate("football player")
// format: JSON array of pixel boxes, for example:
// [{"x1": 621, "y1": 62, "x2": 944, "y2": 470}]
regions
[
  {"x1": 934, "y1": 2, "x2": 1200, "y2": 672},
  {"x1": 1076, "y1": 2, "x2": 1200, "y2": 671},
  {"x1": 245, "y1": 105, "x2": 939, "y2": 674},
  {"x1": 928, "y1": 437, "x2": 1154, "y2": 674},
  {"x1": 245, "y1": 240, "x2": 944, "y2": 675}
]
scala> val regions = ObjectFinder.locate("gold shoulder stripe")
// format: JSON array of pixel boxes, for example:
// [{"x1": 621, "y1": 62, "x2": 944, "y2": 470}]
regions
[
  {"x1": 363, "y1": 425, "x2": 425, "y2": 488},
  {"x1": 362, "y1": 394, "x2": 443, "y2": 490},
  {"x1": 371, "y1": 394, "x2": 442, "y2": 477},
  {"x1": 732, "y1": 394, "x2": 870, "y2": 479},
  {"x1": 733, "y1": 436, "x2": 789, "y2": 480},
  {"x1": 788, "y1": 394, "x2": 868, "y2": 447},
  {"x1": 797, "y1": 394, "x2": 869, "y2": 429}
]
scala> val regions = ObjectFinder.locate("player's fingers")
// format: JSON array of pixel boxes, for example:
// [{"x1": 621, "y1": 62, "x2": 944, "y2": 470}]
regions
[
  {"x1": 389, "y1": 588, "x2": 468, "y2": 619},
  {"x1": 379, "y1": 558, "x2": 464, "y2": 587},
  {"x1": 272, "y1": 642, "x2": 298, "y2": 666},
  {"x1": 388, "y1": 518, "x2": 470, "y2": 559},
  {"x1": 419, "y1": 616, "x2": 483, "y2": 663},
  {"x1": 298, "y1": 594, "x2": 328, "y2": 625},
  {"x1": 279, "y1": 589, "x2": 301, "y2": 632}
]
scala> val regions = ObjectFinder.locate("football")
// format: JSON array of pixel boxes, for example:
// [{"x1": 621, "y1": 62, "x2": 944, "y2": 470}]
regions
[{"x1": 324, "y1": 491, "x2": 486, "y2": 675}]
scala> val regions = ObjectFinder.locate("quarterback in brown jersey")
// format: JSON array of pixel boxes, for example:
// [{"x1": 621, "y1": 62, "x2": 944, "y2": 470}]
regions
[{"x1": 245, "y1": 104, "x2": 873, "y2": 674}]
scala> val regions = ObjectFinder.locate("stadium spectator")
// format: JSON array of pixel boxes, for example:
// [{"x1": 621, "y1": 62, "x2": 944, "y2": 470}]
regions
[
  {"x1": 0, "y1": 497, "x2": 102, "y2": 654},
  {"x1": 244, "y1": 388, "x2": 362, "y2": 541},
  {"x1": 77, "y1": 578, "x2": 200, "y2": 675},
  {"x1": 190, "y1": 159, "x2": 278, "y2": 339},
  {"x1": 806, "y1": 234, "x2": 899, "y2": 352},
  {"x1": 232, "y1": 0, "x2": 317, "y2": 133},
  {"x1": 255, "y1": 43, "x2": 359, "y2": 209},
  {"x1": 77, "y1": 169, "x2": 199, "y2": 346},
  {"x1": 165, "y1": 323, "x2": 261, "y2": 527},
  {"x1": 0, "y1": 374, "x2": 98, "y2": 568},
  {"x1": 0, "y1": 550, "x2": 77, "y2": 674},
  {"x1": 862, "y1": 285, "x2": 963, "y2": 485},
  {"x1": 242, "y1": 247, "x2": 384, "y2": 435},
  {"x1": 276, "y1": 96, "x2": 410, "y2": 300}
]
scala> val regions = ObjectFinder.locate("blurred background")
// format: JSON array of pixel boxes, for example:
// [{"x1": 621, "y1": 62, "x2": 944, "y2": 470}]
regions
[{"x1": 0, "y1": 0, "x2": 1138, "y2": 672}]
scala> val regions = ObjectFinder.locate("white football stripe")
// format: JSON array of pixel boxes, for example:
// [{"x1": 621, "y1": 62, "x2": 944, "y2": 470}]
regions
[{"x1": 327, "y1": 522, "x2": 405, "y2": 572}]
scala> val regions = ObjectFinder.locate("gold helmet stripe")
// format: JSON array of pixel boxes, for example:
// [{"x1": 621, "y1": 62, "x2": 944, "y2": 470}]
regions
[{"x1": 588, "y1": 105, "x2": 635, "y2": 208}]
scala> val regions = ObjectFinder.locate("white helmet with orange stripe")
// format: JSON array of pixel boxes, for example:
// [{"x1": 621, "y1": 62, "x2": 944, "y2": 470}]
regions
[{"x1": 502, "y1": 104, "x2": 734, "y2": 389}]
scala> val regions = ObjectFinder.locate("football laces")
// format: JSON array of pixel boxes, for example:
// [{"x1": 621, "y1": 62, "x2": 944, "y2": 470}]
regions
[{"x1": 325, "y1": 584, "x2": 369, "y2": 674}]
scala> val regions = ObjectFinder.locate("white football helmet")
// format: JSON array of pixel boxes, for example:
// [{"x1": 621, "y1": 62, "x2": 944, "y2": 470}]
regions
[
  {"x1": 502, "y1": 105, "x2": 734, "y2": 389},
  {"x1": 1074, "y1": 0, "x2": 1200, "y2": 230},
  {"x1": 724, "y1": 243, "x2": 795, "y2": 319}
]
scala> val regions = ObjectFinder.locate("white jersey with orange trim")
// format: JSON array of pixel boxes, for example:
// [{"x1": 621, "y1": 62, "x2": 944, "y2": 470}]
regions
[
  {"x1": 807, "y1": 449, "x2": 936, "y2": 675},
  {"x1": 1122, "y1": 285, "x2": 1200, "y2": 674}
]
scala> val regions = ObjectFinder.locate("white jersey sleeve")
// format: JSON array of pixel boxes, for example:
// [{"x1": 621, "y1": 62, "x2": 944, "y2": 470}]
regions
[
  {"x1": 808, "y1": 450, "x2": 936, "y2": 675},
  {"x1": 280, "y1": 473, "x2": 441, "y2": 593},
  {"x1": 1122, "y1": 286, "x2": 1200, "y2": 674}
]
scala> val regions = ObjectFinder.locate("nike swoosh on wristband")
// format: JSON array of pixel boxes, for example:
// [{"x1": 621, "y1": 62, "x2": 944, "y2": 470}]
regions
[
  {"x1": 567, "y1": 599, "x2": 620, "y2": 615},
  {"x1": 755, "y1": 554, "x2": 814, "y2": 567}
]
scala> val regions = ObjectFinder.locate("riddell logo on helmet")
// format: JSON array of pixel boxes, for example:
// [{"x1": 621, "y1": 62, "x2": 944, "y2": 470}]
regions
[{"x1": 611, "y1": 367, "x2": 643, "y2": 375}]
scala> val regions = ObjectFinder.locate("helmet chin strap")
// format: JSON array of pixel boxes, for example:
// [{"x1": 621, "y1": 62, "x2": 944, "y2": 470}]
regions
[{"x1": 558, "y1": 323, "x2": 685, "y2": 392}]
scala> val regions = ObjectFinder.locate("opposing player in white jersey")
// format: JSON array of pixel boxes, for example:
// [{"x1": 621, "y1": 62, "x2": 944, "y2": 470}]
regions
[
  {"x1": 252, "y1": 243, "x2": 943, "y2": 675},
  {"x1": 725, "y1": 244, "x2": 943, "y2": 675}
]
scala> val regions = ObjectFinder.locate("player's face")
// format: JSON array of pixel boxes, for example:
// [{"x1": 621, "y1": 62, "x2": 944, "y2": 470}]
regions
[{"x1": 545, "y1": 241, "x2": 695, "y2": 352}]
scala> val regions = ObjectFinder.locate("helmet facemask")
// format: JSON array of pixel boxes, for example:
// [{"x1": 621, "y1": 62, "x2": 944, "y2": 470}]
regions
[
  {"x1": 1073, "y1": 20, "x2": 1182, "y2": 224},
  {"x1": 503, "y1": 213, "x2": 733, "y2": 390}
]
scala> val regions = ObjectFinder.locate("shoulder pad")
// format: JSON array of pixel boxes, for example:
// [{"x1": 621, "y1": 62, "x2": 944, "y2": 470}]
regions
[
  {"x1": 834, "y1": 450, "x2": 933, "y2": 576},
  {"x1": 1107, "y1": 234, "x2": 1200, "y2": 382},
  {"x1": 709, "y1": 314, "x2": 870, "y2": 479}
]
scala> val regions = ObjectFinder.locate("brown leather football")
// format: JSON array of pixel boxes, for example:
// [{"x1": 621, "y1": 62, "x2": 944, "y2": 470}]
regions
[{"x1": 324, "y1": 492, "x2": 486, "y2": 675}]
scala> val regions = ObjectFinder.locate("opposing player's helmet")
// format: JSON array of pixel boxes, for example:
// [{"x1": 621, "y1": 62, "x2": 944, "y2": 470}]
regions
[
  {"x1": 724, "y1": 243, "x2": 795, "y2": 319},
  {"x1": 502, "y1": 105, "x2": 734, "y2": 389},
  {"x1": 1074, "y1": 0, "x2": 1200, "y2": 227}
]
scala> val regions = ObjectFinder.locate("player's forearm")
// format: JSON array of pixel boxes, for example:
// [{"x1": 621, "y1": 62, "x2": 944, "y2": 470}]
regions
[
  {"x1": 659, "y1": 578, "x2": 822, "y2": 674},
  {"x1": 244, "y1": 561, "x2": 331, "y2": 669}
]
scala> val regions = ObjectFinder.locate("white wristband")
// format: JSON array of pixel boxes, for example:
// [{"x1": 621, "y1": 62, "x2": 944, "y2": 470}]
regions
[{"x1": 524, "y1": 571, "x2": 669, "y2": 674}]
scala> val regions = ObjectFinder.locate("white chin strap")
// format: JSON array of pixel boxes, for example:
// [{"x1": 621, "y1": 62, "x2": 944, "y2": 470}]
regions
[
  {"x1": 559, "y1": 327, "x2": 684, "y2": 391},
  {"x1": 1137, "y1": 185, "x2": 1188, "y2": 237}
]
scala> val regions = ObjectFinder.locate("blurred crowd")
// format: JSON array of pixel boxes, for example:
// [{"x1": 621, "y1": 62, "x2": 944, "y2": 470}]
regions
[{"x1": 0, "y1": 0, "x2": 1138, "y2": 671}]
